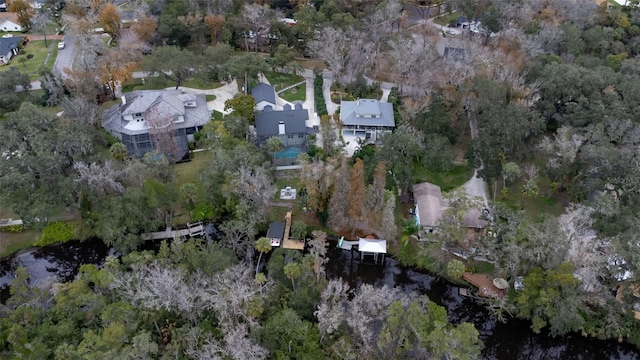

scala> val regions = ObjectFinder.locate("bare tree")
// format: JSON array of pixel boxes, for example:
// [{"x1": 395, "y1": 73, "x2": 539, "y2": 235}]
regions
[
  {"x1": 73, "y1": 161, "x2": 124, "y2": 197},
  {"x1": 242, "y1": 4, "x2": 276, "y2": 52},
  {"x1": 309, "y1": 230, "x2": 329, "y2": 282},
  {"x1": 327, "y1": 160, "x2": 351, "y2": 231},
  {"x1": 61, "y1": 96, "x2": 102, "y2": 125},
  {"x1": 145, "y1": 107, "x2": 180, "y2": 162}
]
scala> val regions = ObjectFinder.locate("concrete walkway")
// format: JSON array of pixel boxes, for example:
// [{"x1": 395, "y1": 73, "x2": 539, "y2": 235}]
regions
[{"x1": 164, "y1": 82, "x2": 239, "y2": 113}]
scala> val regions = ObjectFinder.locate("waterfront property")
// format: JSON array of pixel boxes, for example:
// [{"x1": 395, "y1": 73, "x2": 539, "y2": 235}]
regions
[
  {"x1": 413, "y1": 182, "x2": 487, "y2": 234},
  {"x1": 339, "y1": 99, "x2": 395, "y2": 143},
  {"x1": 102, "y1": 90, "x2": 210, "y2": 160}
]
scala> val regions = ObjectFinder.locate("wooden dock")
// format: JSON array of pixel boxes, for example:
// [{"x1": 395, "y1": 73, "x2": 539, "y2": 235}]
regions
[
  {"x1": 462, "y1": 272, "x2": 506, "y2": 299},
  {"x1": 141, "y1": 222, "x2": 205, "y2": 241},
  {"x1": 281, "y1": 211, "x2": 305, "y2": 250}
]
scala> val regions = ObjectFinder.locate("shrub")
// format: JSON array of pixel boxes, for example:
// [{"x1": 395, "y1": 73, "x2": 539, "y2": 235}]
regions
[
  {"x1": 446, "y1": 259, "x2": 466, "y2": 279},
  {"x1": 192, "y1": 201, "x2": 214, "y2": 221},
  {"x1": 314, "y1": 74, "x2": 327, "y2": 116},
  {"x1": 0, "y1": 224, "x2": 25, "y2": 233},
  {"x1": 35, "y1": 222, "x2": 74, "y2": 246}
]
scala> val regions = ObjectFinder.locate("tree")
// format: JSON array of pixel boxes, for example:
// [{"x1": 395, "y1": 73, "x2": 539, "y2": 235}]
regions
[
  {"x1": 7, "y1": 0, "x2": 32, "y2": 29},
  {"x1": 110, "y1": 143, "x2": 128, "y2": 161},
  {"x1": 204, "y1": 13, "x2": 225, "y2": 46},
  {"x1": 32, "y1": 12, "x2": 50, "y2": 48},
  {"x1": 290, "y1": 221, "x2": 308, "y2": 239},
  {"x1": 347, "y1": 158, "x2": 366, "y2": 236},
  {"x1": 366, "y1": 161, "x2": 387, "y2": 227},
  {"x1": 375, "y1": 124, "x2": 424, "y2": 195},
  {"x1": 131, "y1": 13, "x2": 158, "y2": 44},
  {"x1": 308, "y1": 230, "x2": 328, "y2": 282},
  {"x1": 145, "y1": 107, "x2": 180, "y2": 161},
  {"x1": 265, "y1": 136, "x2": 283, "y2": 159},
  {"x1": 179, "y1": 183, "x2": 198, "y2": 213},
  {"x1": 224, "y1": 93, "x2": 257, "y2": 121},
  {"x1": 447, "y1": 259, "x2": 466, "y2": 279},
  {"x1": 327, "y1": 160, "x2": 350, "y2": 230},
  {"x1": 39, "y1": 68, "x2": 65, "y2": 107},
  {"x1": 241, "y1": 3, "x2": 275, "y2": 52},
  {"x1": 287, "y1": 62, "x2": 304, "y2": 76},
  {"x1": 283, "y1": 262, "x2": 302, "y2": 290},
  {"x1": 99, "y1": 46, "x2": 140, "y2": 99},
  {"x1": 143, "y1": 46, "x2": 198, "y2": 89},
  {"x1": 255, "y1": 237, "x2": 272, "y2": 274},
  {"x1": 97, "y1": 3, "x2": 121, "y2": 39},
  {"x1": 0, "y1": 67, "x2": 31, "y2": 114},
  {"x1": 221, "y1": 53, "x2": 268, "y2": 94}
]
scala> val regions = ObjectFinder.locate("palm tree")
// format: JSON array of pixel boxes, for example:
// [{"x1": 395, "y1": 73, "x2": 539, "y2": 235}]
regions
[
  {"x1": 400, "y1": 218, "x2": 422, "y2": 247},
  {"x1": 286, "y1": 62, "x2": 304, "y2": 77},
  {"x1": 255, "y1": 237, "x2": 272, "y2": 274},
  {"x1": 283, "y1": 262, "x2": 302, "y2": 291}
]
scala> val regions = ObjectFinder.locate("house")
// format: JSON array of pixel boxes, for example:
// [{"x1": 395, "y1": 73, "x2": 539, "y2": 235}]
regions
[
  {"x1": 0, "y1": 35, "x2": 22, "y2": 64},
  {"x1": 102, "y1": 89, "x2": 210, "y2": 160},
  {"x1": 358, "y1": 237, "x2": 387, "y2": 264},
  {"x1": 0, "y1": 13, "x2": 23, "y2": 32},
  {"x1": 252, "y1": 83, "x2": 276, "y2": 111},
  {"x1": 412, "y1": 182, "x2": 487, "y2": 233},
  {"x1": 455, "y1": 16, "x2": 470, "y2": 29},
  {"x1": 0, "y1": 0, "x2": 6, "y2": 12},
  {"x1": 267, "y1": 222, "x2": 285, "y2": 247},
  {"x1": 339, "y1": 99, "x2": 395, "y2": 142},
  {"x1": 255, "y1": 103, "x2": 313, "y2": 166}
]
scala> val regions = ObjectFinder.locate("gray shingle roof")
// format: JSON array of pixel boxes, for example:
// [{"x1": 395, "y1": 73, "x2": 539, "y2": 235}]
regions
[
  {"x1": 252, "y1": 83, "x2": 276, "y2": 105},
  {"x1": 102, "y1": 90, "x2": 210, "y2": 136},
  {"x1": 340, "y1": 99, "x2": 395, "y2": 127},
  {"x1": 255, "y1": 103, "x2": 309, "y2": 136},
  {"x1": 0, "y1": 36, "x2": 23, "y2": 57},
  {"x1": 267, "y1": 222, "x2": 285, "y2": 239}
]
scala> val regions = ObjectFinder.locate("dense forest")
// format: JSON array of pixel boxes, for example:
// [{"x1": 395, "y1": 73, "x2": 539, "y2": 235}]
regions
[{"x1": 2, "y1": 0, "x2": 640, "y2": 358}]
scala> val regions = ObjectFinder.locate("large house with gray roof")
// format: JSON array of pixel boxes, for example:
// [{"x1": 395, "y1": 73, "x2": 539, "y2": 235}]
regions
[
  {"x1": 255, "y1": 103, "x2": 313, "y2": 166},
  {"x1": 339, "y1": 99, "x2": 395, "y2": 142},
  {"x1": 102, "y1": 89, "x2": 210, "y2": 160}
]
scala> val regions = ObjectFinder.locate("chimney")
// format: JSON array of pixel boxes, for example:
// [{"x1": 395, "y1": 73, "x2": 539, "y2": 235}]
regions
[
  {"x1": 278, "y1": 121, "x2": 285, "y2": 135},
  {"x1": 121, "y1": 95, "x2": 126, "y2": 105}
]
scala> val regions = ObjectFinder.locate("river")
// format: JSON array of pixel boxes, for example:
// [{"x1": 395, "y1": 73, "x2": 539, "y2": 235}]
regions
[{"x1": 0, "y1": 238, "x2": 638, "y2": 359}]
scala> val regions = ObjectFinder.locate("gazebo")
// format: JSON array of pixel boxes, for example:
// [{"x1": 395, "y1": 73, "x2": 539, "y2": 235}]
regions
[{"x1": 358, "y1": 238, "x2": 387, "y2": 264}]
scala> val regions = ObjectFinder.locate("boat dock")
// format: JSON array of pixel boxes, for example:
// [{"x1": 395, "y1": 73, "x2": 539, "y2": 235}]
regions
[
  {"x1": 338, "y1": 240, "x2": 359, "y2": 250},
  {"x1": 141, "y1": 221, "x2": 205, "y2": 241},
  {"x1": 462, "y1": 272, "x2": 506, "y2": 299},
  {"x1": 281, "y1": 211, "x2": 305, "y2": 250}
]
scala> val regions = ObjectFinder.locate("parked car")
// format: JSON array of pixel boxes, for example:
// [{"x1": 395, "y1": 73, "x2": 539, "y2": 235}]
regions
[
  {"x1": 58, "y1": 41, "x2": 65, "y2": 49},
  {"x1": 1, "y1": 34, "x2": 13, "y2": 38}
]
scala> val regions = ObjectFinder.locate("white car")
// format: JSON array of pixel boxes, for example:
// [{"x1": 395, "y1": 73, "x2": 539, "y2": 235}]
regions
[
  {"x1": 58, "y1": 41, "x2": 65, "y2": 49},
  {"x1": 1, "y1": 34, "x2": 13, "y2": 38}
]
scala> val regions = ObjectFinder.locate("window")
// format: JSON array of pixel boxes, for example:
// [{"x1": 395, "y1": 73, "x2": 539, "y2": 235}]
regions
[
  {"x1": 288, "y1": 135, "x2": 294, "y2": 139},
  {"x1": 135, "y1": 113, "x2": 142, "y2": 117}
]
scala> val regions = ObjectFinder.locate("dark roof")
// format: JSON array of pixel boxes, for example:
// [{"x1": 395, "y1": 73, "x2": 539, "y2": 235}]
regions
[
  {"x1": 255, "y1": 103, "x2": 309, "y2": 136},
  {"x1": 252, "y1": 83, "x2": 276, "y2": 105},
  {"x1": 0, "y1": 36, "x2": 23, "y2": 56},
  {"x1": 456, "y1": 16, "x2": 469, "y2": 24},
  {"x1": 267, "y1": 222, "x2": 285, "y2": 239},
  {"x1": 444, "y1": 47, "x2": 465, "y2": 59}
]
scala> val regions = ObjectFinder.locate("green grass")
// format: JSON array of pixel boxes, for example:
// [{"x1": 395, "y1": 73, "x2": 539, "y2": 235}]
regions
[
  {"x1": 212, "y1": 110, "x2": 223, "y2": 120},
  {"x1": 205, "y1": 95, "x2": 217, "y2": 102},
  {"x1": 0, "y1": 40, "x2": 59, "y2": 81},
  {"x1": 172, "y1": 150, "x2": 212, "y2": 225},
  {"x1": 278, "y1": 83, "x2": 306, "y2": 102},
  {"x1": 434, "y1": 11, "x2": 459, "y2": 26},
  {"x1": 414, "y1": 162, "x2": 474, "y2": 192},
  {"x1": 0, "y1": 230, "x2": 41, "y2": 258},
  {"x1": 123, "y1": 77, "x2": 224, "y2": 92},
  {"x1": 499, "y1": 176, "x2": 566, "y2": 220},
  {"x1": 469, "y1": 260, "x2": 495, "y2": 274},
  {"x1": 263, "y1": 71, "x2": 305, "y2": 93}
]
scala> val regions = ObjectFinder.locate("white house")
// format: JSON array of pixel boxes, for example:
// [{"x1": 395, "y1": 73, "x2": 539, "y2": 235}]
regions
[
  {"x1": 339, "y1": 99, "x2": 395, "y2": 142},
  {"x1": 0, "y1": 36, "x2": 22, "y2": 64},
  {"x1": 0, "y1": 13, "x2": 24, "y2": 32}
]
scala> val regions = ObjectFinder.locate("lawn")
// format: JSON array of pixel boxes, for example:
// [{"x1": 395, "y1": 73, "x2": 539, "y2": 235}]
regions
[
  {"x1": 172, "y1": 150, "x2": 211, "y2": 225},
  {"x1": 0, "y1": 40, "x2": 59, "y2": 81},
  {"x1": 278, "y1": 82, "x2": 306, "y2": 102},
  {"x1": 212, "y1": 110, "x2": 224, "y2": 120},
  {"x1": 263, "y1": 71, "x2": 305, "y2": 93},
  {"x1": 414, "y1": 162, "x2": 474, "y2": 192},
  {"x1": 205, "y1": 95, "x2": 217, "y2": 102},
  {"x1": 122, "y1": 77, "x2": 224, "y2": 92},
  {"x1": 434, "y1": 11, "x2": 459, "y2": 26},
  {"x1": 500, "y1": 176, "x2": 567, "y2": 220}
]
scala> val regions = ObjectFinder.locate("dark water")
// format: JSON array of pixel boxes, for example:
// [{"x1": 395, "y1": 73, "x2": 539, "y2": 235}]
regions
[{"x1": 0, "y1": 238, "x2": 639, "y2": 359}]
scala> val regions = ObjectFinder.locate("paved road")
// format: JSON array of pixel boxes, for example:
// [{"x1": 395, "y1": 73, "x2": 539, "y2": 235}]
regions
[{"x1": 29, "y1": 34, "x2": 74, "y2": 90}]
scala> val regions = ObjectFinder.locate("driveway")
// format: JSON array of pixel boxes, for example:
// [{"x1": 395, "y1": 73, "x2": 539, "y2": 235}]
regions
[{"x1": 54, "y1": 34, "x2": 75, "y2": 77}]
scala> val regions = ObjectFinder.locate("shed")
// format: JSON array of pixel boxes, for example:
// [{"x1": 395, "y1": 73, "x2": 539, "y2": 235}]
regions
[{"x1": 267, "y1": 222, "x2": 285, "y2": 247}]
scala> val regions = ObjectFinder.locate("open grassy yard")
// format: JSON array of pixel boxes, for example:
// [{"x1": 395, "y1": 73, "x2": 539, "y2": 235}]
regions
[
  {"x1": 414, "y1": 163, "x2": 474, "y2": 192},
  {"x1": 278, "y1": 82, "x2": 306, "y2": 102},
  {"x1": 264, "y1": 71, "x2": 305, "y2": 92},
  {"x1": 0, "y1": 40, "x2": 59, "y2": 81},
  {"x1": 172, "y1": 151, "x2": 211, "y2": 225},
  {"x1": 123, "y1": 77, "x2": 224, "y2": 92}
]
